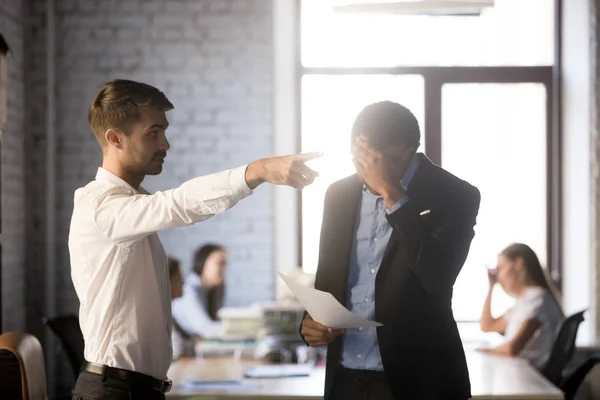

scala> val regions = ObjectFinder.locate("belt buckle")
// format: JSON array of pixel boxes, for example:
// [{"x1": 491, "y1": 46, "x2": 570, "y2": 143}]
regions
[{"x1": 161, "y1": 379, "x2": 173, "y2": 393}]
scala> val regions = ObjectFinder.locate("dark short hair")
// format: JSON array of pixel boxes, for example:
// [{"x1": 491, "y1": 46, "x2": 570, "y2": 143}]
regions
[
  {"x1": 351, "y1": 101, "x2": 420, "y2": 150},
  {"x1": 88, "y1": 79, "x2": 174, "y2": 144},
  {"x1": 193, "y1": 244, "x2": 225, "y2": 277},
  {"x1": 168, "y1": 256, "x2": 181, "y2": 279}
]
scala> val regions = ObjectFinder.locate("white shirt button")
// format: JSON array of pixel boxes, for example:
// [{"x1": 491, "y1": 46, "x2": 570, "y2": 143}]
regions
[
  {"x1": 370, "y1": 268, "x2": 376, "y2": 274},
  {"x1": 373, "y1": 237, "x2": 379, "y2": 242},
  {"x1": 357, "y1": 354, "x2": 362, "y2": 359},
  {"x1": 359, "y1": 326, "x2": 364, "y2": 332},
  {"x1": 364, "y1": 297, "x2": 370, "y2": 303}
]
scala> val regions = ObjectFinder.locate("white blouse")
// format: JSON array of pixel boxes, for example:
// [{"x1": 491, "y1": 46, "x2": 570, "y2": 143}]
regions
[
  {"x1": 504, "y1": 286, "x2": 564, "y2": 369},
  {"x1": 172, "y1": 273, "x2": 223, "y2": 339}
]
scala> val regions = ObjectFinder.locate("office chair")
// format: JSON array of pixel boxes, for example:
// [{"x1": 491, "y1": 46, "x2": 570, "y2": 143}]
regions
[
  {"x1": 42, "y1": 315, "x2": 84, "y2": 378},
  {"x1": 540, "y1": 309, "x2": 586, "y2": 385},
  {"x1": 0, "y1": 331, "x2": 48, "y2": 400},
  {"x1": 561, "y1": 356, "x2": 600, "y2": 400}
]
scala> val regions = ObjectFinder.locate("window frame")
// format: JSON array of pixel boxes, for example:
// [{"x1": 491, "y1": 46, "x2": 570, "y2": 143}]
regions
[{"x1": 296, "y1": 0, "x2": 562, "y2": 291}]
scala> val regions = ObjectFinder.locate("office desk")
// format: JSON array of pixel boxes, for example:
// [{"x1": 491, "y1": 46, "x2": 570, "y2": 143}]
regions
[
  {"x1": 166, "y1": 351, "x2": 563, "y2": 399},
  {"x1": 576, "y1": 339, "x2": 600, "y2": 353}
]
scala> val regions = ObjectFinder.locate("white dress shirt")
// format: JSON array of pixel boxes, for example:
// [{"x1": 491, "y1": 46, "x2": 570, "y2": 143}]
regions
[
  {"x1": 68, "y1": 166, "x2": 252, "y2": 379},
  {"x1": 172, "y1": 273, "x2": 222, "y2": 339}
]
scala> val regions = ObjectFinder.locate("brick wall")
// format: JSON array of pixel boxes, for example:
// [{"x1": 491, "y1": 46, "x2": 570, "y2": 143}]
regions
[
  {"x1": 27, "y1": 0, "x2": 274, "y2": 322},
  {"x1": 0, "y1": 0, "x2": 26, "y2": 332},
  {"x1": 25, "y1": 0, "x2": 274, "y2": 391}
]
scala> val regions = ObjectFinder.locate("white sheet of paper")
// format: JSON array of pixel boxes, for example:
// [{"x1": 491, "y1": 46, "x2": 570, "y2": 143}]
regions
[
  {"x1": 244, "y1": 364, "x2": 312, "y2": 378},
  {"x1": 278, "y1": 272, "x2": 382, "y2": 329}
]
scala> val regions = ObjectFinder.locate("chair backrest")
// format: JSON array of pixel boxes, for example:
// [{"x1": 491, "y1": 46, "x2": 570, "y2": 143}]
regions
[
  {"x1": 0, "y1": 331, "x2": 48, "y2": 400},
  {"x1": 561, "y1": 356, "x2": 600, "y2": 400},
  {"x1": 42, "y1": 315, "x2": 84, "y2": 378},
  {"x1": 541, "y1": 310, "x2": 586, "y2": 385}
]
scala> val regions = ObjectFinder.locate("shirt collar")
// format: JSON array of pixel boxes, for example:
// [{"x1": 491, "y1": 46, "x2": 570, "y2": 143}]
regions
[
  {"x1": 362, "y1": 154, "x2": 421, "y2": 195},
  {"x1": 186, "y1": 273, "x2": 202, "y2": 288},
  {"x1": 95, "y1": 167, "x2": 150, "y2": 195},
  {"x1": 401, "y1": 154, "x2": 420, "y2": 191}
]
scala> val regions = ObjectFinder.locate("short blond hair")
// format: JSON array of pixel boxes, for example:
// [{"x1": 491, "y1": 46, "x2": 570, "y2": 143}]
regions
[{"x1": 88, "y1": 79, "x2": 174, "y2": 144}]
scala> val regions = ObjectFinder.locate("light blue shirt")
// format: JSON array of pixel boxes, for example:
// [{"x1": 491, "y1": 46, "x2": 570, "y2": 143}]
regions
[
  {"x1": 340, "y1": 155, "x2": 420, "y2": 370},
  {"x1": 172, "y1": 273, "x2": 222, "y2": 339}
]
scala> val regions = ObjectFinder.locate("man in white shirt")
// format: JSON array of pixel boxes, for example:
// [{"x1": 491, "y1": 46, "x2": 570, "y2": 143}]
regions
[{"x1": 69, "y1": 79, "x2": 319, "y2": 400}]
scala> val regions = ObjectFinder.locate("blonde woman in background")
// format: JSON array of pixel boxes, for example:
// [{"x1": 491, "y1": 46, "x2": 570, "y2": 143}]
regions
[{"x1": 479, "y1": 243, "x2": 564, "y2": 369}]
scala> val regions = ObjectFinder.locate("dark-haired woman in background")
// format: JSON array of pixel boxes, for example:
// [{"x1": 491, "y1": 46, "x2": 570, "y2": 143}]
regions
[
  {"x1": 169, "y1": 257, "x2": 195, "y2": 360},
  {"x1": 479, "y1": 243, "x2": 564, "y2": 369},
  {"x1": 172, "y1": 244, "x2": 227, "y2": 339}
]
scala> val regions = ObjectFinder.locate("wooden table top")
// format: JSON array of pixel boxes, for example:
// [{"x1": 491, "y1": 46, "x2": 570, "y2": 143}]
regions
[{"x1": 166, "y1": 350, "x2": 563, "y2": 400}]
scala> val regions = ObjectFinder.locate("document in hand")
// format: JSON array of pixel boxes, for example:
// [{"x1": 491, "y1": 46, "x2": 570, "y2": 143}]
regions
[{"x1": 278, "y1": 272, "x2": 382, "y2": 329}]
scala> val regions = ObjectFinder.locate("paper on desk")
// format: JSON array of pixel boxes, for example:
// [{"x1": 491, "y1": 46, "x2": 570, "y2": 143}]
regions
[
  {"x1": 181, "y1": 380, "x2": 261, "y2": 391},
  {"x1": 278, "y1": 272, "x2": 382, "y2": 329},
  {"x1": 244, "y1": 364, "x2": 312, "y2": 378}
]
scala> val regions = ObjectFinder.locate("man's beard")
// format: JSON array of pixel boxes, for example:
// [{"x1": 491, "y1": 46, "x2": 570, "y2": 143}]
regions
[
  {"x1": 129, "y1": 151, "x2": 166, "y2": 176},
  {"x1": 125, "y1": 160, "x2": 162, "y2": 176}
]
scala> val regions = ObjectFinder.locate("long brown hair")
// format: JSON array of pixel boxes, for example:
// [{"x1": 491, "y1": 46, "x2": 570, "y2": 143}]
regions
[
  {"x1": 168, "y1": 256, "x2": 180, "y2": 280},
  {"x1": 193, "y1": 244, "x2": 226, "y2": 321},
  {"x1": 501, "y1": 243, "x2": 562, "y2": 308},
  {"x1": 193, "y1": 244, "x2": 225, "y2": 276}
]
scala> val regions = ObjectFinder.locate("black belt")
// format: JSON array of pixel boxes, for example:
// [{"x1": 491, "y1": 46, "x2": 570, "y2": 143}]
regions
[{"x1": 82, "y1": 361, "x2": 172, "y2": 394}]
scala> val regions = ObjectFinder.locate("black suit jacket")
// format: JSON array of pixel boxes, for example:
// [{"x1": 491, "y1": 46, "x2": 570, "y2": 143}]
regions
[{"x1": 302, "y1": 154, "x2": 481, "y2": 399}]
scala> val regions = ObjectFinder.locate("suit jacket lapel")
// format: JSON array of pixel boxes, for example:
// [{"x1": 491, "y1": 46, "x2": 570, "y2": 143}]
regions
[
  {"x1": 328, "y1": 175, "x2": 362, "y2": 304},
  {"x1": 404, "y1": 153, "x2": 433, "y2": 200},
  {"x1": 378, "y1": 154, "x2": 434, "y2": 275}
]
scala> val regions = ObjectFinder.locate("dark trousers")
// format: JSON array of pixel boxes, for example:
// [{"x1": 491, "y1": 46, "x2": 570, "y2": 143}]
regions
[
  {"x1": 72, "y1": 370, "x2": 165, "y2": 400},
  {"x1": 331, "y1": 368, "x2": 396, "y2": 400},
  {"x1": 330, "y1": 367, "x2": 470, "y2": 400}
]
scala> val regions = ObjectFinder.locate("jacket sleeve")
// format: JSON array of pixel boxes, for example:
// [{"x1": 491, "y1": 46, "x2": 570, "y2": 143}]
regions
[
  {"x1": 299, "y1": 184, "x2": 335, "y2": 344},
  {"x1": 385, "y1": 186, "x2": 481, "y2": 295}
]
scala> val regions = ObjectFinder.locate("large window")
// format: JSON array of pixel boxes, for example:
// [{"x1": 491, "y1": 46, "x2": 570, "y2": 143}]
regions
[
  {"x1": 299, "y1": 0, "x2": 558, "y2": 321},
  {"x1": 442, "y1": 83, "x2": 548, "y2": 319}
]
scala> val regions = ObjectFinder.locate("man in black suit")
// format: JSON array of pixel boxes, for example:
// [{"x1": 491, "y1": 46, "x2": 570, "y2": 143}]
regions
[{"x1": 300, "y1": 101, "x2": 480, "y2": 400}]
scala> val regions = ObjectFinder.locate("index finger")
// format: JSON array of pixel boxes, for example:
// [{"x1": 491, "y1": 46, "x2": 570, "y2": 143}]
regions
[{"x1": 293, "y1": 151, "x2": 323, "y2": 162}]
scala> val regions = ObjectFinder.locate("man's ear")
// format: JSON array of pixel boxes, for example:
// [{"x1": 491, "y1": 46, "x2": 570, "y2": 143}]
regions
[
  {"x1": 401, "y1": 146, "x2": 417, "y2": 162},
  {"x1": 105, "y1": 128, "x2": 123, "y2": 149}
]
